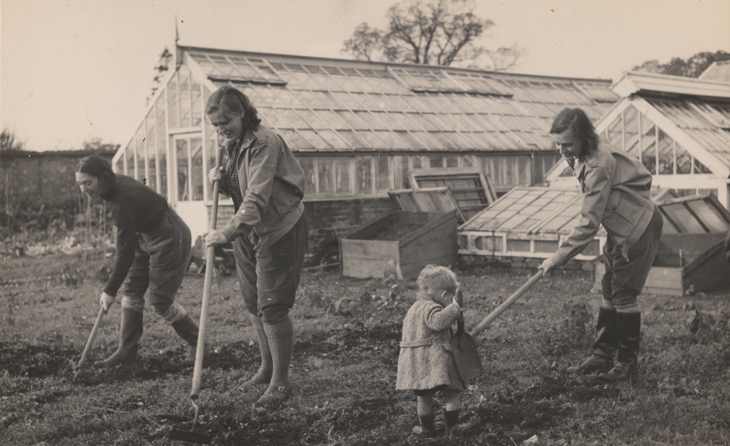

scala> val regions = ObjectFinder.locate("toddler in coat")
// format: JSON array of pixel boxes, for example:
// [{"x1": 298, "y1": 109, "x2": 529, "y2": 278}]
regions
[{"x1": 396, "y1": 264, "x2": 465, "y2": 436}]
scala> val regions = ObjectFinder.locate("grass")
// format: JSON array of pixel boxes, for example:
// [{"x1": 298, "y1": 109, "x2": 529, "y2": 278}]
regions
[{"x1": 1, "y1": 249, "x2": 729, "y2": 445}]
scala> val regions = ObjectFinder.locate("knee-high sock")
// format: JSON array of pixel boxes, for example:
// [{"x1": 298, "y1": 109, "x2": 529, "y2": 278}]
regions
[
  {"x1": 250, "y1": 313, "x2": 273, "y2": 374},
  {"x1": 263, "y1": 315, "x2": 293, "y2": 386}
]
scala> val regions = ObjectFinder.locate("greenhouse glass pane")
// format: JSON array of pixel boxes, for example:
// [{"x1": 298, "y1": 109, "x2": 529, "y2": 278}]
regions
[
  {"x1": 429, "y1": 155, "x2": 444, "y2": 168},
  {"x1": 623, "y1": 106, "x2": 639, "y2": 158},
  {"x1": 168, "y1": 73, "x2": 179, "y2": 129},
  {"x1": 605, "y1": 113, "x2": 623, "y2": 149},
  {"x1": 376, "y1": 155, "x2": 390, "y2": 192},
  {"x1": 318, "y1": 159, "x2": 334, "y2": 193},
  {"x1": 640, "y1": 113, "x2": 656, "y2": 174},
  {"x1": 179, "y1": 66, "x2": 191, "y2": 128},
  {"x1": 676, "y1": 144, "x2": 692, "y2": 174},
  {"x1": 355, "y1": 157, "x2": 372, "y2": 195},
  {"x1": 686, "y1": 200, "x2": 727, "y2": 232},
  {"x1": 135, "y1": 125, "x2": 146, "y2": 183},
  {"x1": 446, "y1": 155, "x2": 458, "y2": 168},
  {"x1": 176, "y1": 139, "x2": 190, "y2": 201},
  {"x1": 663, "y1": 204, "x2": 705, "y2": 233},
  {"x1": 338, "y1": 130, "x2": 369, "y2": 150},
  {"x1": 145, "y1": 111, "x2": 157, "y2": 193},
  {"x1": 693, "y1": 158, "x2": 712, "y2": 174},
  {"x1": 155, "y1": 94, "x2": 167, "y2": 198},
  {"x1": 298, "y1": 157, "x2": 316, "y2": 195},
  {"x1": 657, "y1": 129, "x2": 674, "y2": 175},
  {"x1": 462, "y1": 155, "x2": 476, "y2": 168},
  {"x1": 191, "y1": 138, "x2": 204, "y2": 201},
  {"x1": 191, "y1": 76, "x2": 202, "y2": 127}
]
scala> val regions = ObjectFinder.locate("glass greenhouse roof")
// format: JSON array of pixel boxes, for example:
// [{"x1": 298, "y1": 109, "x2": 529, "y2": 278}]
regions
[
  {"x1": 184, "y1": 47, "x2": 617, "y2": 153},
  {"x1": 461, "y1": 186, "x2": 728, "y2": 238},
  {"x1": 647, "y1": 98, "x2": 730, "y2": 170}
]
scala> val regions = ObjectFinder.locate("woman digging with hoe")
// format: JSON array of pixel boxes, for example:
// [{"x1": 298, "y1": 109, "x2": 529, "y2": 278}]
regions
[
  {"x1": 75, "y1": 155, "x2": 204, "y2": 369},
  {"x1": 204, "y1": 86, "x2": 308, "y2": 407},
  {"x1": 539, "y1": 108, "x2": 663, "y2": 382}
]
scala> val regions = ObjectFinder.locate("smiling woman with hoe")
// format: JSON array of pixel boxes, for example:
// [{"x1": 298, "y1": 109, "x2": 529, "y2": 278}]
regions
[
  {"x1": 204, "y1": 86, "x2": 308, "y2": 407},
  {"x1": 539, "y1": 108, "x2": 663, "y2": 383},
  {"x1": 75, "y1": 156, "x2": 203, "y2": 369}
]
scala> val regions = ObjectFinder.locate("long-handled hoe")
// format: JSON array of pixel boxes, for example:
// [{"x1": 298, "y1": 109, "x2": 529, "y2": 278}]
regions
[
  {"x1": 168, "y1": 148, "x2": 223, "y2": 445},
  {"x1": 73, "y1": 306, "x2": 106, "y2": 381},
  {"x1": 470, "y1": 271, "x2": 543, "y2": 337}
]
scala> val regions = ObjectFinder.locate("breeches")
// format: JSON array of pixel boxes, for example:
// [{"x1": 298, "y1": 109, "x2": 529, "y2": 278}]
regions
[
  {"x1": 601, "y1": 206, "x2": 663, "y2": 311},
  {"x1": 233, "y1": 214, "x2": 308, "y2": 325},
  {"x1": 121, "y1": 209, "x2": 192, "y2": 323}
]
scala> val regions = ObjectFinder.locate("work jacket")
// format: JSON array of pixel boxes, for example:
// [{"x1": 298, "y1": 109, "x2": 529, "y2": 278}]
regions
[
  {"x1": 551, "y1": 142, "x2": 656, "y2": 265},
  {"x1": 219, "y1": 125, "x2": 305, "y2": 248}
]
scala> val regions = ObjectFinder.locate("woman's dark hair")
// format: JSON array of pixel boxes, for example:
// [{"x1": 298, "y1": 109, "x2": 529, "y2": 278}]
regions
[
  {"x1": 205, "y1": 86, "x2": 261, "y2": 130},
  {"x1": 76, "y1": 155, "x2": 116, "y2": 195},
  {"x1": 550, "y1": 108, "x2": 599, "y2": 156}
]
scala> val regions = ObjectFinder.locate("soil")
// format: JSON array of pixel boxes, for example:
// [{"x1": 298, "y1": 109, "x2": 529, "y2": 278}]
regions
[{"x1": 1, "y1": 250, "x2": 729, "y2": 445}]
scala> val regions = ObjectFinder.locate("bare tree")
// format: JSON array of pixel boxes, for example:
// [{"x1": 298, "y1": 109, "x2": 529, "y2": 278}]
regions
[
  {"x1": 1, "y1": 128, "x2": 25, "y2": 152},
  {"x1": 342, "y1": 0, "x2": 521, "y2": 71}
]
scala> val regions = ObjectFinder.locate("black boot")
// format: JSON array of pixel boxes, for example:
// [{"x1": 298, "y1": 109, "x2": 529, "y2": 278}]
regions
[
  {"x1": 413, "y1": 414, "x2": 435, "y2": 436},
  {"x1": 171, "y1": 314, "x2": 205, "y2": 367},
  {"x1": 445, "y1": 410, "x2": 460, "y2": 437},
  {"x1": 94, "y1": 309, "x2": 143, "y2": 368},
  {"x1": 567, "y1": 307, "x2": 616, "y2": 374},
  {"x1": 600, "y1": 312, "x2": 640, "y2": 382}
]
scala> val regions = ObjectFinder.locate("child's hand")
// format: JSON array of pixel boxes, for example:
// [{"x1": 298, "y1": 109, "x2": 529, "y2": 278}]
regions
[{"x1": 453, "y1": 288, "x2": 464, "y2": 309}]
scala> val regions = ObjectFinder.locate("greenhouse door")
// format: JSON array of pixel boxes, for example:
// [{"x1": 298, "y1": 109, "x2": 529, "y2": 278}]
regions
[{"x1": 171, "y1": 133, "x2": 208, "y2": 242}]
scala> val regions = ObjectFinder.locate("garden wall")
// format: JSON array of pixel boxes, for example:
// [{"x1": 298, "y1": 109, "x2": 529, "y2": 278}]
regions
[{"x1": 1, "y1": 149, "x2": 116, "y2": 210}]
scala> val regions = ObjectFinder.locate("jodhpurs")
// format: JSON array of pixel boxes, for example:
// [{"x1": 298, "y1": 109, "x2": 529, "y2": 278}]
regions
[
  {"x1": 601, "y1": 206, "x2": 663, "y2": 313},
  {"x1": 233, "y1": 213, "x2": 308, "y2": 325},
  {"x1": 121, "y1": 209, "x2": 192, "y2": 323}
]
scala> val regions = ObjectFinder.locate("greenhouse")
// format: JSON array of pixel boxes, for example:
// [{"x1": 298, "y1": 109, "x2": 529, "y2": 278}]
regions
[
  {"x1": 111, "y1": 43, "x2": 618, "y2": 252},
  {"x1": 461, "y1": 70, "x2": 730, "y2": 261}
]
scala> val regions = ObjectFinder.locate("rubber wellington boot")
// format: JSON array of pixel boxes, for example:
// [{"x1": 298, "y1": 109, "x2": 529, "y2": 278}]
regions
[
  {"x1": 412, "y1": 414, "x2": 436, "y2": 436},
  {"x1": 171, "y1": 314, "x2": 206, "y2": 367},
  {"x1": 567, "y1": 307, "x2": 616, "y2": 374},
  {"x1": 600, "y1": 312, "x2": 640, "y2": 382},
  {"x1": 94, "y1": 309, "x2": 143, "y2": 368}
]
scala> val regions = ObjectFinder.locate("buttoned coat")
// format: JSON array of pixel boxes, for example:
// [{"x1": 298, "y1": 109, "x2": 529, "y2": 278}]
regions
[{"x1": 396, "y1": 294, "x2": 464, "y2": 392}]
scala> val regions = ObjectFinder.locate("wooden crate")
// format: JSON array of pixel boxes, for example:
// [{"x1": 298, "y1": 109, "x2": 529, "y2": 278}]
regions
[
  {"x1": 340, "y1": 210, "x2": 458, "y2": 279},
  {"x1": 592, "y1": 232, "x2": 730, "y2": 296}
]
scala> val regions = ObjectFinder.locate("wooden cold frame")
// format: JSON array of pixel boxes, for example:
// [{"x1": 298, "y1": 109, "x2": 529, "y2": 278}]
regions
[
  {"x1": 387, "y1": 187, "x2": 465, "y2": 222},
  {"x1": 409, "y1": 168, "x2": 497, "y2": 220}
]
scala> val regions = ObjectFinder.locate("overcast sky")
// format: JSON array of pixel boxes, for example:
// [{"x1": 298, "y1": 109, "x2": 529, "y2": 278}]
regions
[{"x1": 2, "y1": 0, "x2": 729, "y2": 152}]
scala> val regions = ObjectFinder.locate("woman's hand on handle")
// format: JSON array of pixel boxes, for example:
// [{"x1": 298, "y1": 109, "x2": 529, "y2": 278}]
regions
[
  {"x1": 538, "y1": 258, "x2": 556, "y2": 277},
  {"x1": 99, "y1": 292, "x2": 115, "y2": 313},
  {"x1": 204, "y1": 230, "x2": 228, "y2": 246},
  {"x1": 208, "y1": 167, "x2": 224, "y2": 185}
]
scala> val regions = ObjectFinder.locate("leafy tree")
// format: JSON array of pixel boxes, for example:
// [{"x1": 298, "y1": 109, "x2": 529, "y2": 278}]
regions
[
  {"x1": 343, "y1": 0, "x2": 521, "y2": 71},
  {"x1": 633, "y1": 50, "x2": 729, "y2": 78},
  {"x1": 1, "y1": 128, "x2": 25, "y2": 152}
]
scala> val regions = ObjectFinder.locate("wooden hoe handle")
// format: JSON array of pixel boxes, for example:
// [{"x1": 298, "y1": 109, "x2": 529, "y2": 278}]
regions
[{"x1": 469, "y1": 272, "x2": 542, "y2": 337}]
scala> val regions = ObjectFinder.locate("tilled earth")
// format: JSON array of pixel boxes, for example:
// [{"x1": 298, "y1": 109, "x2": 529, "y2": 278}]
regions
[{"x1": 1, "y1": 251, "x2": 729, "y2": 445}]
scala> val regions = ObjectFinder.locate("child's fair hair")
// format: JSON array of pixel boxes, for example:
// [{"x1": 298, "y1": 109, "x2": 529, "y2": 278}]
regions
[{"x1": 417, "y1": 265, "x2": 459, "y2": 298}]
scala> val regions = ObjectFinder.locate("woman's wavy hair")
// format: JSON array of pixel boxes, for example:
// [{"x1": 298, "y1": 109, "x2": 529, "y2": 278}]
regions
[
  {"x1": 75, "y1": 155, "x2": 116, "y2": 196},
  {"x1": 549, "y1": 108, "x2": 599, "y2": 157},
  {"x1": 205, "y1": 86, "x2": 261, "y2": 130}
]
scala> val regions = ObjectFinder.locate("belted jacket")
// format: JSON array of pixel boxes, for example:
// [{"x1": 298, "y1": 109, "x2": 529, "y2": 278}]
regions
[{"x1": 550, "y1": 142, "x2": 656, "y2": 265}]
